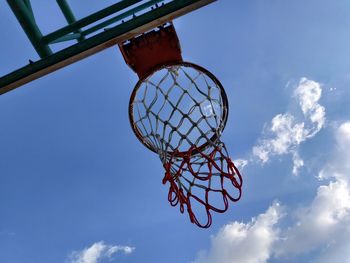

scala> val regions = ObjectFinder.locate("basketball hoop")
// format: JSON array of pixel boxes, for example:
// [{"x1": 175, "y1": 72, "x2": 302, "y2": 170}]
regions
[
  {"x1": 120, "y1": 23, "x2": 242, "y2": 228},
  {"x1": 129, "y1": 61, "x2": 228, "y2": 156}
]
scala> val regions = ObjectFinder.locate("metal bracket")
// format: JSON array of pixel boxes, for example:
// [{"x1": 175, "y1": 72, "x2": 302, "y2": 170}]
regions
[{"x1": 0, "y1": 0, "x2": 216, "y2": 94}]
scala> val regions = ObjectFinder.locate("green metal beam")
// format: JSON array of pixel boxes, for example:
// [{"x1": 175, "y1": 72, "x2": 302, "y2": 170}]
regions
[
  {"x1": 23, "y1": 0, "x2": 34, "y2": 21},
  {"x1": 49, "y1": 0, "x2": 162, "y2": 44},
  {"x1": 56, "y1": 0, "x2": 85, "y2": 42},
  {"x1": 51, "y1": 33, "x2": 82, "y2": 44},
  {"x1": 81, "y1": 0, "x2": 164, "y2": 37},
  {"x1": 7, "y1": 0, "x2": 52, "y2": 58},
  {"x1": 0, "y1": 0, "x2": 215, "y2": 94},
  {"x1": 43, "y1": 0, "x2": 143, "y2": 44}
]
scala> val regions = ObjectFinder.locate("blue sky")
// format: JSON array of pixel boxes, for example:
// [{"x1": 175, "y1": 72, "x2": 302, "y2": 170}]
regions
[{"x1": 1, "y1": 1, "x2": 350, "y2": 263}]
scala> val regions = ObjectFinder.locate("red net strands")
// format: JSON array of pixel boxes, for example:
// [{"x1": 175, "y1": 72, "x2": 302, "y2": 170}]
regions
[{"x1": 162, "y1": 142, "x2": 242, "y2": 228}]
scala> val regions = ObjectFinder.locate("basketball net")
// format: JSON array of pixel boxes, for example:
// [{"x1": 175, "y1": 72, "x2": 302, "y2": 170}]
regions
[{"x1": 120, "y1": 23, "x2": 242, "y2": 228}]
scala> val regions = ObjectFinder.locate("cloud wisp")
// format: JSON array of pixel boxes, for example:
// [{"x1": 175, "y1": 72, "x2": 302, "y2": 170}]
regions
[
  {"x1": 68, "y1": 241, "x2": 135, "y2": 263},
  {"x1": 252, "y1": 78, "x2": 326, "y2": 175}
]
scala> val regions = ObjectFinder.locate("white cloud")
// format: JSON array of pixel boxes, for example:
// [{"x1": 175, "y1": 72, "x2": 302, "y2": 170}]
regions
[
  {"x1": 193, "y1": 121, "x2": 350, "y2": 263},
  {"x1": 193, "y1": 202, "x2": 282, "y2": 263},
  {"x1": 292, "y1": 151, "x2": 304, "y2": 176},
  {"x1": 275, "y1": 179, "x2": 350, "y2": 257},
  {"x1": 68, "y1": 241, "x2": 135, "y2": 263},
  {"x1": 276, "y1": 122, "x2": 350, "y2": 260},
  {"x1": 193, "y1": 180, "x2": 350, "y2": 263},
  {"x1": 318, "y1": 121, "x2": 350, "y2": 181},
  {"x1": 294, "y1": 78, "x2": 326, "y2": 133},
  {"x1": 337, "y1": 122, "x2": 350, "y2": 143},
  {"x1": 235, "y1": 159, "x2": 249, "y2": 170},
  {"x1": 252, "y1": 78, "x2": 325, "y2": 175},
  {"x1": 252, "y1": 114, "x2": 306, "y2": 160},
  {"x1": 315, "y1": 235, "x2": 350, "y2": 263}
]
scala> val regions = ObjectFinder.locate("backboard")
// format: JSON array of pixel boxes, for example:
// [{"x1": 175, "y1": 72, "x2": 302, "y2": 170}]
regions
[{"x1": 0, "y1": 0, "x2": 215, "y2": 95}]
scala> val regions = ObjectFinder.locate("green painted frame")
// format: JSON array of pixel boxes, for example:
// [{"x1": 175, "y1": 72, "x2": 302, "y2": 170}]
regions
[{"x1": 0, "y1": 0, "x2": 215, "y2": 95}]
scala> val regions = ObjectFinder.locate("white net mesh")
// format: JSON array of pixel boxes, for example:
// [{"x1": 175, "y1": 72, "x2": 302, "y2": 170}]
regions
[{"x1": 129, "y1": 62, "x2": 228, "y2": 156}]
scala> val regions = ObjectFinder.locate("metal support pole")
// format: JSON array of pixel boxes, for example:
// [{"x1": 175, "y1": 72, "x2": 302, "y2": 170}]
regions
[
  {"x1": 56, "y1": 0, "x2": 85, "y2": 42},
  {"x1": 6, "y1": 0, "x2": 52, "y2": 58}
]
